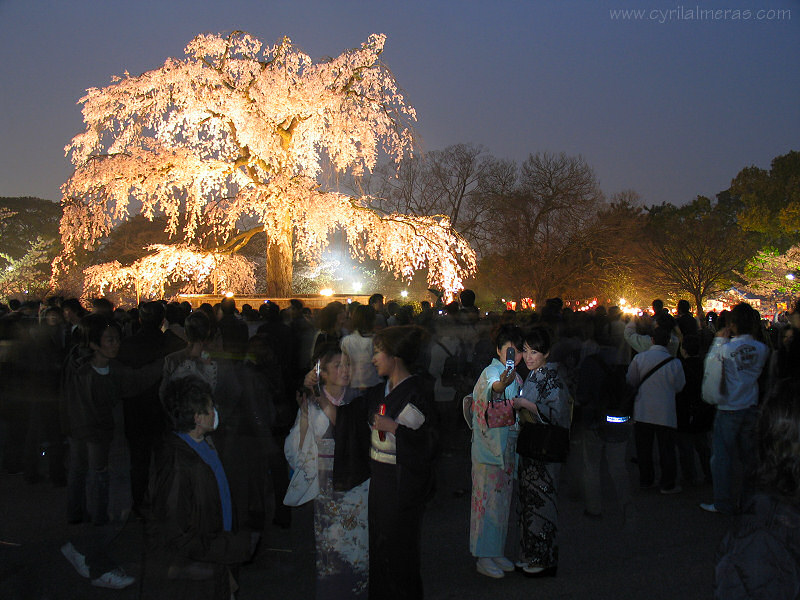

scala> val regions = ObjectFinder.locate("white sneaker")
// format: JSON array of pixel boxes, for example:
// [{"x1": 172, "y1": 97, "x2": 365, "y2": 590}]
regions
[
  {"x1": 61, "y1": 542, "x2": 90, "y2": 578},
  {"x1": 476, "y1": 557, "x2": 504, "y2": 579},
  {"x1": 492, "y1": 556, "x2": 515, "y2": 572},
  {"x1": 91, "y1": 568, "x2": 135, "y2": 589}
]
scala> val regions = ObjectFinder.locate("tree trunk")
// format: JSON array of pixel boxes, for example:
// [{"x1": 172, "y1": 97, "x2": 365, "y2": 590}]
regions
[
  {"x1": 265, "y1": 214, "x2": 293, "y2": 297},
  {"x1": 694, "y1": 293, "x2": 706, "y2": 324}
]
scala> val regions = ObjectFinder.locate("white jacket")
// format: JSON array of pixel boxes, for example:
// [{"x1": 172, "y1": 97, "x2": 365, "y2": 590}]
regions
[
  {"x1": 702, "y1": 334, "x2": 769, "y2": 411},
  {"x1": 627, "y1": 345, "x2": 685, "y2": 428}
]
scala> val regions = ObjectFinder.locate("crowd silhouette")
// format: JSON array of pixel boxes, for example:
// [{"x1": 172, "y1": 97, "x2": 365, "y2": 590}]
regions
[{"x1": 1, "y1": 292, "x2": 799, "y2": 599}]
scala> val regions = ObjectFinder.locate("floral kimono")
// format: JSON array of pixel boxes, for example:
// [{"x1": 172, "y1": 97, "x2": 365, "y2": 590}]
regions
[
  {"x1": 469, "y1": 358, "x2": 521, "y2": 557},
  {"x1": 285, "y1": 394, "x2": 369, "y2": 599}
]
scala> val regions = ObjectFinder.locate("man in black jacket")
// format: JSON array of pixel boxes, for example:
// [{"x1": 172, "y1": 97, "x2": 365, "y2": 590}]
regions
[{"x1": 147, "y1": 375, "x2": 255, "y2": 600}]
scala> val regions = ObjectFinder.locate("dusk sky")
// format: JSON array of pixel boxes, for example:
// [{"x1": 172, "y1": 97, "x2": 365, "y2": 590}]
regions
[{"x1": 1, "y1": 0, "x2": 798, "y2": 208}]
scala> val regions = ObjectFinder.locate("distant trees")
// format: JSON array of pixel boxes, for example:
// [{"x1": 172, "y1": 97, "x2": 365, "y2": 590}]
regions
[
  {"x1": 730, "y1": 150, "x2": 800, "y2": 243},
  {"x1": 735, "y1": 245, "x2": 800, "y2": 303},
  {"x1": 0, "y1": 197, "x2": 61, "y2": 298},
  {"x1": 642, "y1": 196, "x2": 758, "y2": 319}
]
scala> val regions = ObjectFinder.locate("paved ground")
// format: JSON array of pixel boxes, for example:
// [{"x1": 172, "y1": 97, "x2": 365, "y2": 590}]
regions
[{"x1": 0, "y1": 427, "x2": 732, "y2": 600}]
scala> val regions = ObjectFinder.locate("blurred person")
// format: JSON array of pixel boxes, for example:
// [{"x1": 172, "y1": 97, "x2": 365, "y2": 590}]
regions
[
  {"x1": 216, "y1": 296, "x2": 249, "y2": 358},
  {"x1": 675, "y1": 334, "x2": 713, "y2": 486},
  {"x1": 576, "y1": 323, "x2": 634, "y2": 521},
  {"x1": 715, "y1": 378, "x2": 800, "y2": 599},
  {"x1": 60, "y1": 313, "x2": 162, "y2": 589},
  {"x1": 676, "y1": 299, "x2": 699, "y2": 337},
  {"x1": 117, "y1": 301, "x2": 186, "y2": 515},
  {"x1": 368, "y1": 294, "x2": 387, "y2": 330},
  {"x1": 340, "y1": 304, "x2": 382, "y2": 393}
]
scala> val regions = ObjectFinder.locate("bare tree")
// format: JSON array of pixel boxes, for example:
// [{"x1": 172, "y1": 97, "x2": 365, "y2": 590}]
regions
[
  {"x1": 643, "y1": 196, "x2": 758, "y2": 319},
  {"x1": 364, "y1": 144, "x2": 516, "y2": 253},
  {"x1": 481, "y1": 152, "x2": 605, "y2": 306}
]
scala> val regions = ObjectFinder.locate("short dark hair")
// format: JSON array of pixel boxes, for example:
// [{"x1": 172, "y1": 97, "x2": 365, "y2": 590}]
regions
[
  {"x1": 62, "y1": 298, "x2": 86, "y2": 317},
  {"x1": 80, "y1": 313, "x2": 120, "y2": 348},
  {"x1": 677, "y1": 300, "x2": 691, "y2": 314},
  {"x1": 368, "y1": 294, "x2": 384, "y2": 306},
  {"x1": 374, "y1": 325, "x2": 428, "y2": 367},
  {"x1": 165, "y1": 302, "x2": 184, "y2": 325},
  {"x1": 220, "y1": 296, "x2": 237, "y2": 316},
  {"x1": 351, "y1": 304, "x2": 376, "y2": 335},
  {"x1": 729, "y1": 302, "x2": 758, "y2": 336},
  {"x1": 459, "y1": 289, "x2": 476, "y2": 308},
  {"x1": 184, "y1": 310, "x2": 212, "y2": 343},
  {"x1": 494, "y1": 323, "x2": 524, "y2": 352},
  {"x1": 91, "y1": 297, "x2": 114, "y2": 314},
  {"x1": 139, "y1": 301, "x2": 165, "y2": 329},
  {"x1": 523, "y1": 327, "x2": 552, "y2": 355},
  {"x1": 162, "y1": 375, "x2": 214, "y2": 433},
  {"x1": 652, "y1": 325, "x2": 671, "y2": 347}
]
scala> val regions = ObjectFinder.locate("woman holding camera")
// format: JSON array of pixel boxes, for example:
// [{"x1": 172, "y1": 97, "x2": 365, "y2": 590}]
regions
[
  {"x1": 284, "y1": 343, "x2": 370, "y2": 599},
  {"x1": 469, "y1": 324, "x2": 524, "y2": 579}
]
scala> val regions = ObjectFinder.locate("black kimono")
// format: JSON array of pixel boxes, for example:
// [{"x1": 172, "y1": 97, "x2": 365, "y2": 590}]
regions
[{"x1": 363, "y1": 376, "x2": 438, "y2": 600}]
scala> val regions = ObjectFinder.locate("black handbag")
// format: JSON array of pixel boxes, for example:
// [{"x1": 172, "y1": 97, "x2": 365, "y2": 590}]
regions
[{"x1": 516, "y1": 417, "x2": 570, "y2": 463}]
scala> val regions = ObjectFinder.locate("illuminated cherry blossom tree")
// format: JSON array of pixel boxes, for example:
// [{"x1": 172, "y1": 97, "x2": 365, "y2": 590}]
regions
[
  {"x1": 83, "y1": 244, "x2": 256, "y2": 303},
  {"x1": 57, "y1": 31, "x2": 475, "y2": 297}
]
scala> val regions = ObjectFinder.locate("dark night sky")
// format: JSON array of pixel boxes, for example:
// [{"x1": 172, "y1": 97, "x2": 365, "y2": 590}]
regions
[{"x1": 1, "y1": 0, "x2": 798, "y2": 207}]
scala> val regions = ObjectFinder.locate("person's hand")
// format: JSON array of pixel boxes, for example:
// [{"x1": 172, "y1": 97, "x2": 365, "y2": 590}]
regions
[
  {"x1": 303, "y1": 369, "x2": 319, "y2": 390},
  {"x1": 372, "y1": 414, "x2": 398, "y2": 435},
  {"x1": 513, "y1": 396, "x2": 538, "y2": 416},
  {"x1": 491, "y1": 368, "x2": 516, "y2": 393}
]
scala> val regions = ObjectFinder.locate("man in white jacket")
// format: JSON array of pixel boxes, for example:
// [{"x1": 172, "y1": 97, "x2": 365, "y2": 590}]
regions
[
  {"x1": 700, "y1": 303, "x2": 769, "y2": 515},
  {"x1": 627, "y1": 322, "x2": 686, "y2": 494}
]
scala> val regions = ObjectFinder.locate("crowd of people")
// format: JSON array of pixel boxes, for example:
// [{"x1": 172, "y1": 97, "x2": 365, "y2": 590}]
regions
[{"x1": 1, "y1": 290, "x2": 799, "y2": 599}]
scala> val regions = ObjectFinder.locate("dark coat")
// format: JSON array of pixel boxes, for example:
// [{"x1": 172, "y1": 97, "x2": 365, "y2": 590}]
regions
[
  {"x1": 146, "y1": 433, "x2": 251, "y2": 600},
  {"x1": 60, "y1": 353, "x2": 162, "y2": 442},
  {"x1": 716, "y1": 492, "x2": 800, "y2": 600}
]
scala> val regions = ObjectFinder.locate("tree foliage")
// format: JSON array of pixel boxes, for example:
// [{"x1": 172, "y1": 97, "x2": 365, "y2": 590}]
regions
[
  {"x1": 735, "y1": 245, "x2": 800, "y2": 302},
  {"x1": 57, "y1": 31, "x2": 475, "y2": 297},
  {"x1": 730, "y1": 150, "x2": 800, "y2": 243}
]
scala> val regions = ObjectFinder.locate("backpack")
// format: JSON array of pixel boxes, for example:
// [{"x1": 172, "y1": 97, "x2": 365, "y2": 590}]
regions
[{"x1": 437, "y1": 340, "x2": 466, "y2": 388}]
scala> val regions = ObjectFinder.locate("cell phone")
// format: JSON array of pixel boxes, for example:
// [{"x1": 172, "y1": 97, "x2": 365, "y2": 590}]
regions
[
  {"x1": 505, "y1": 347, "x2": 515, "y2": 371},
  {"x1": 313, "y1": 360, "x2": 322, "y2": 396}
]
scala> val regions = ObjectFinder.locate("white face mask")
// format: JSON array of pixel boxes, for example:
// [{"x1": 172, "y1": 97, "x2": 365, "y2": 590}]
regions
[{"x1": 212, "y1": 407, "x2": 219, "y2": 431}]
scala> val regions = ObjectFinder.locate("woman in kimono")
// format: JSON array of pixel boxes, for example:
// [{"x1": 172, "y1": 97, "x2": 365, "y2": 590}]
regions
[
  {"x1": 367, "y1": 325, "x2": 436, "y2": 600},
  {"x1": 284, "y1": 343, "x2": 370, "y2": 599},
  {"x1": 469, "y1": 324, "x2": 524, "y2": 579},
  {"x1": 512, "y1": 327, "x2": 571, "y2": 577}
]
